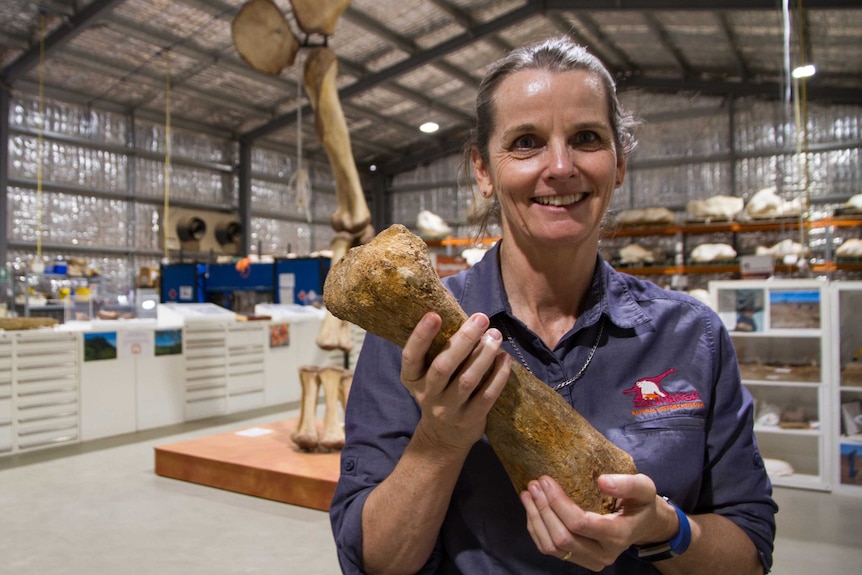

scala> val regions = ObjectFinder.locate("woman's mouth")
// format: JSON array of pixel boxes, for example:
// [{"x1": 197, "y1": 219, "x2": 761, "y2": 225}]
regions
[{"x1": 532, "y1": 193, "x2": 587, "y2": 207}]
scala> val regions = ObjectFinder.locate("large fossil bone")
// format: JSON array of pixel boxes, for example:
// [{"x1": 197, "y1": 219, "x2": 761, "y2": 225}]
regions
[
  {"x1": 304, "y1": 47, "x2": 371, "y2": 235},
  {"x1": 324, "y1": 224, "x2": 637, "y2": 514},
  {"x1": 231, "y1": 0, "x2": 299, "y2": 75},
  {"x1": 288, "y1": 0, "x2": 350, "y2": 36}
]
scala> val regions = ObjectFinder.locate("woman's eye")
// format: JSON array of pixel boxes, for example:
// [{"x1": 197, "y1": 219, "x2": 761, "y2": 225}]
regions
[
  {"x1": 511, "y1": 135, "x2": 537, "y2": 149},
  {"x1": 576, "y1": 131, "x2": 600, "y2": 145}
]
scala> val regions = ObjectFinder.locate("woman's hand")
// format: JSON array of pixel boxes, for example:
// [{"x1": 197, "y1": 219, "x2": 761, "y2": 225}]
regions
[
  {"x1": 520, "y1": 473, "x2": 679, "y2": 571},
  {"x1": 400, "y1": 311, "x2": 510, "y2": 455}
]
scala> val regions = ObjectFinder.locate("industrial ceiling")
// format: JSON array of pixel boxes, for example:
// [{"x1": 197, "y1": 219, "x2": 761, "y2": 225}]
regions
[{"x1": 1, "y1": 0, "x2": 860, "y2": 176}]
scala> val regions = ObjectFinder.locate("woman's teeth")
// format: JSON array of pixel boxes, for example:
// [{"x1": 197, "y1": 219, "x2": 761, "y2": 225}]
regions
[{"x1": 534, "y1": 193, "x2": 586, "y2": 206}]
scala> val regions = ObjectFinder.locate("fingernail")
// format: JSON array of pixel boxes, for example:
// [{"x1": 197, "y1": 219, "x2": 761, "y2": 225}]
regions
[{"x1": 483, "y1": 328, "x2": 502, "y2": 342}]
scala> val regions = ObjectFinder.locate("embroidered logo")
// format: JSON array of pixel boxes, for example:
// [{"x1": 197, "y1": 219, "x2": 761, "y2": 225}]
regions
[{"x1": 623, "y1": 368, "x2": 704, "y2": 415}]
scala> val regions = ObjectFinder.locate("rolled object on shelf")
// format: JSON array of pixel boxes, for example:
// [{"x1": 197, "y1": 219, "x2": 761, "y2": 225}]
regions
[{"x1": 324, "y1": 224, "x2": 637, "y2": 514}]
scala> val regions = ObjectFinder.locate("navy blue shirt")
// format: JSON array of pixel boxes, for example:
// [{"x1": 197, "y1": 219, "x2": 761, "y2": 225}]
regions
[{"x1": 330, "y1": 244, "x2": 777, "y2": 574}]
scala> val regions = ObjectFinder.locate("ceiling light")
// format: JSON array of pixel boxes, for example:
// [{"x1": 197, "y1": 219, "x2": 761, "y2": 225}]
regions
[
  {"x1": 791, "y1": 64, "x2": 816, "y2": 79},
  {"x1": 369, "y1": 164, "x2": 377, "y2": 172},
  {"x1": 420, "y1": 122, "x2": 439, "y2": 134}
]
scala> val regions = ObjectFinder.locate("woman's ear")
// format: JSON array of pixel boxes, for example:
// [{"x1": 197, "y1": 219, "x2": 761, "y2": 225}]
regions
[
  {"x1": 471, "y1": 148, "x2": 493, "y2": 197},
  {"x1": 614, "y1": 155, "x2": 627, "y2": 189}
]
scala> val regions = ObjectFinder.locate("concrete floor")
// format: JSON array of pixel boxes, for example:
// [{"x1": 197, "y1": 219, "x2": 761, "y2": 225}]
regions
[{"x1": 1, "y1": 405, "x2": 860, "y2": 575}]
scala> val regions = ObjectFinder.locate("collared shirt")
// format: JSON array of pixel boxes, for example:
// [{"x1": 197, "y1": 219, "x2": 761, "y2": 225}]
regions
[{"x1": 330, "y1": 243, "x2": 777, "y2": 574}]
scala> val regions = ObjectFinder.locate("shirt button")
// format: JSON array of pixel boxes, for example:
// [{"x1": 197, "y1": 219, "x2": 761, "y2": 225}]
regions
[{"x1": 344, "y1": 459, "x2": 355, "y2": 472}]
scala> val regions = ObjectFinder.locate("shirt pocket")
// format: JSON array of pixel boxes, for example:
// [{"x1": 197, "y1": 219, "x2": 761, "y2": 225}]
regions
[{"x1": 620, "y1": 415, "x2": 707, "y2": 499}]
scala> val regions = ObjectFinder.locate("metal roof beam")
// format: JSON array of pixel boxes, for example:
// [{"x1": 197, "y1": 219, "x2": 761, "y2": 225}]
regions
[
  {"x1": 622, "y1": 75, "x2": 862, "y2": 106},
  {"x1": 542, "y1": 0, "x2": 859, "y2": 9},
  {"x1": 1, "y1": 0, "x2": 125, "y2": 83}
]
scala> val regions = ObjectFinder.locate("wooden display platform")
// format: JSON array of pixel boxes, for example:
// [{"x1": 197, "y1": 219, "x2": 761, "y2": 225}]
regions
[{"x1": 154, "y1": 419, "x2": 340, "y2": 511}]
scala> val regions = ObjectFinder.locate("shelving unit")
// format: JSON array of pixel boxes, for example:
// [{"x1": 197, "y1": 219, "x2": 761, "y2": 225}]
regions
[
  {"x1": 832, "y1": 281, "x2": 862, "y2": 494},
  {"x1": 710, "y1": 279, "x2": 832, "y2": 491},
  {"x1": 431, "y1": 218, "x2": 862, "y2": 284},
  {"x1": 13, "y1": 272, "x2": 100, "y2": 323},
  {"x1": 607, "y1": 217, "x2": 862, "y2": 278}
]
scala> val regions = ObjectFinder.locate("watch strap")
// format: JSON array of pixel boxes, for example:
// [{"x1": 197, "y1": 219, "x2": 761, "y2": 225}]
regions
[{"x1": 633, "y1": 497, "x2": 692, "y2": 562}]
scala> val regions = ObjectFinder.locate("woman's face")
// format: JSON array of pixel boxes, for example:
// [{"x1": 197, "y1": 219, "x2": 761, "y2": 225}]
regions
[{"x1": 473, "y1": 68, "x2": 625, "y2": 249}]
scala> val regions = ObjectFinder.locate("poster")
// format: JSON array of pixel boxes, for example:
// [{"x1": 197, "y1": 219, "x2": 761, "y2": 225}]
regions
[
  {"x1": 83, "y1": 332, "x2": 117, "y2": 361},
  {"x1": 155, "y1": 329, "x2": 183, "y2": 356}
]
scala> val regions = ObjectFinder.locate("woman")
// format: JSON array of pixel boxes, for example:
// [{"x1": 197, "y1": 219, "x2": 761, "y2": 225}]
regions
[{"x1": 329, "y1": 36, "x2": 777, "y2": 574}]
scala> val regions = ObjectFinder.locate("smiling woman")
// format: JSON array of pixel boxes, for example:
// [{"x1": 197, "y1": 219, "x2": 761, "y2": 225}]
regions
[{"x1": 329, "y1": 36, "x2": 777, "y2": 575}]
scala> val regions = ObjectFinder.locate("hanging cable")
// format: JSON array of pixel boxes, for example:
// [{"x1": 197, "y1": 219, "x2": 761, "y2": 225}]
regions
[
  {"x1": 35, "y1": 13, "x2": 46, "y2": 262},
  {"x1": 163, "y1": 49, "x2": 172, "y2": 262}
]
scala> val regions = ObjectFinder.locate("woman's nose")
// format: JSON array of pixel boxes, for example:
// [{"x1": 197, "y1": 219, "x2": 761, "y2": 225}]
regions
[{"x1": 547, "y1": 142, "x2": 575, "y2": 178}]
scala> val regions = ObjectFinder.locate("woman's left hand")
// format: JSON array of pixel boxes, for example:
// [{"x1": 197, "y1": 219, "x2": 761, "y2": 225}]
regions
[{"x1": 520, "y1": 473, "x2": 679, "y2": 571}]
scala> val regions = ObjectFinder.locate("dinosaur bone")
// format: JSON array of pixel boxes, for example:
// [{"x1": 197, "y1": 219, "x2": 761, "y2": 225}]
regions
[
  {"x1": 292, "y1": 365, "x2": 321, "y2": 450},
  {"x1": 231, "y1": 0, "x2": 299, "y2": 75},
  {"x1": 288, "y1": 0, "x2": 350, "y2": 36},
  {"x1": 318, "y1": 365, "x2": 347, "y2": 451},
  {"x1": 324, "y1": 224, "x2": 637, "y2": 514},
  {"x1": 303, "y1": 47, "x2": 371, "y2": 235}
]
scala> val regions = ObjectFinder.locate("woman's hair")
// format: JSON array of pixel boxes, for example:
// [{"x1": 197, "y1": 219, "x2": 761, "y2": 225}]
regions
[{"x1": 462, "y1": 36, "x2": 640, "y2": 238}]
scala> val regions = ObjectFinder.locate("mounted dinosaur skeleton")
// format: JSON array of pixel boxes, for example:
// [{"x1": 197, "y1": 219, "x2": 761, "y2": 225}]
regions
[
  {"x1": 232, "y1": 0, "x2": 369, "y2": 449},
  {"x1": 232, "y1": 0, "x2": 370, "y2": 354}
]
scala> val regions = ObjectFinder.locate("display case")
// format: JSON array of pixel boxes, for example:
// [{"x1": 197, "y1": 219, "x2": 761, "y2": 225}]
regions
[
  {"x1": 710, "y1": 279, "x2": 832, "y2": 491},
  {"x1": 832, "y1": 281, "x2": 862, "y2": 494}
]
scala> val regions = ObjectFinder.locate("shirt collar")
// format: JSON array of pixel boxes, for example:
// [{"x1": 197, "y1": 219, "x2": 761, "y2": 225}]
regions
[{"x1": 457, "y1": 242, "x2": 651, "y2": 331}]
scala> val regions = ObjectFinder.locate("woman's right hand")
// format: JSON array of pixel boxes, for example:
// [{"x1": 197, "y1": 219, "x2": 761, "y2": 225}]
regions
[{"x1": 400, "y1": 311, "x2": 510, "y2": 454}]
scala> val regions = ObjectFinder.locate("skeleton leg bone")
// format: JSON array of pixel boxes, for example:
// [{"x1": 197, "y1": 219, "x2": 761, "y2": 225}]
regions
[
  {"x1": 304, "y1": 47, "x2": 371, "y2": 235},
  {"x1": 292, "y1": 365, "x2": 321, "y2": 451},
  {"x1": 318, "y1": 366, "x2": 346, "y2": 451},
  {"x1": 339, "y1": 370, "x2": 352, "y2": 411}
]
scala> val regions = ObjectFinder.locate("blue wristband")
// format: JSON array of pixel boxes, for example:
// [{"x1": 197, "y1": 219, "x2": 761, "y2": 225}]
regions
[{"x1": 633, "y1": 497, "x2": 692, "y2": 562}]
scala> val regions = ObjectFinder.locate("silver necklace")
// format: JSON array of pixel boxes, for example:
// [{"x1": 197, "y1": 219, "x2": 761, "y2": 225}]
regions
[{"x1": 502, "y1": 316, "x2": 605, "y2": 391}]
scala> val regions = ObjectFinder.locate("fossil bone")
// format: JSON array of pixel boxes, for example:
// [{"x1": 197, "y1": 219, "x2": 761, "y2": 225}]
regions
[
  {"x1": 231, "y1": 0, "x2": 299, "y2": 75},
  {"x1": 324, "y1": 224, "x2": 637, "y2": 513},
  {"x1": 292, "y1": 365, "x2": 321, "y2": 451},
  {"x1": 288, "y1": 0, "x2": 350, "y2": 36},
  {"x1": 318, "y1": 366, "x2": 347, "y2": 451}
]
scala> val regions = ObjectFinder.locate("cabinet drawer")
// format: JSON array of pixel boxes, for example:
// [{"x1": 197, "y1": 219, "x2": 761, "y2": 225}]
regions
[
  {"x1": 17, "y1": 424, "x2": 78, "y2": 450},
  {"x1": 17, "y1": 414, "x2": 78, "y2": 439},
  {"x1": 16, "y1": 364, "x2": 79, "y2": 382},
  {"x1": 228, "y1": 389, "x2": 265, "y2": 412},
  {"x1": 185, "y1": 396, "x2": 227, "y2": 420},
  {"x1": 185, "y1": 347, "x2": 226, "y2": 360},
  {"x1": 17, "y1": 377, "x2": 78, "y2": 396},
  {"x1": 186, "y1": 384, "x2": 226, "y2": 402},
  {"x1": 0, "y1": 397, "x2": 11, "y2": 423},
  {"x1": 17, "y1": 399, "x2": 78, "y2": 423},
  {"x1": 186, "y1": 365, "x2": 227, "y2": 382},
  {"x1": 0, "y1": 423, "x2": 12, "y2": 452}
]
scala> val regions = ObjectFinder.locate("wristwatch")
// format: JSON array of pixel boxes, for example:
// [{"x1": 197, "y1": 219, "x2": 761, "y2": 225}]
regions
[{"x1": 633, "y1": 497, "x2": 692, "y2": 562}]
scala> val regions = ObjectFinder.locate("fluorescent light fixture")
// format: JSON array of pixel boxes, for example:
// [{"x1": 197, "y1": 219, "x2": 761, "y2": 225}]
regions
[
  {"x1": 420, "y1": 121, "x2": 439, "y2": 134},
  {"x1": 792, "y1": 64, "x2": 816, "y2": 79}
]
